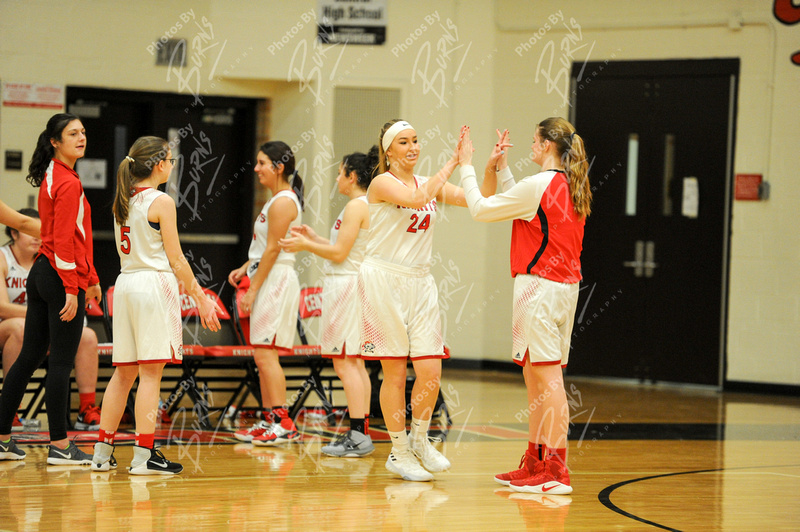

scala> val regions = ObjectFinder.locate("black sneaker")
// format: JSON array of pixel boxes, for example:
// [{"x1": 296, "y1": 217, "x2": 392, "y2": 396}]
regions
[
  {"x1": 0, "y1": 438, "x2": 26, "y2": 461},
  {"x1": 129, "y1": 446, "x2": 183, "y2": 475},
  {"x1": 47, "y1": 443, "x2": 92, "y2": 466}
]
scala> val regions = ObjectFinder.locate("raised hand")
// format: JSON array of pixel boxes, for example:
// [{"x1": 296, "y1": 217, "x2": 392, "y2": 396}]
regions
[
  {"x1": 458, "y1": 125, "x2": 474, "y2": 166},
  {"x1": 488, "y1": 129, "x2": 512, "y2": 171}
]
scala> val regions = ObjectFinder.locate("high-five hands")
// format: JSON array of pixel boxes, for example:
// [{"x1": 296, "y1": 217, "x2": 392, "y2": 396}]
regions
[
  {"x1": 457, "y1": 125, "x2": 474, "y2": 166},
  {"x1": 488, "y1": 129, "x2": 512, "y2": 171}
]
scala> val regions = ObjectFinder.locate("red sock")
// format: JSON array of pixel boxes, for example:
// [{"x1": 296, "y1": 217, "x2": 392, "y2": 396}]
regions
[
  {"x1": 528, "y1": 441, "x2": 544, "y2": 460},
  {"x1": 547, "y1": 447, "x2": 567, "y2": 466},
  {"x1": 272, "y1": 407, "x2": 293, "y2": 428},
  {"x1": 135, "y1": 433, "x2": 155, "y2": 449},
  {"x1": 80, "y1": 392, "x2": 96, "y2": 412},
  {"x1": 99, "y1": 429, "x2": 115, "y2": 445}
]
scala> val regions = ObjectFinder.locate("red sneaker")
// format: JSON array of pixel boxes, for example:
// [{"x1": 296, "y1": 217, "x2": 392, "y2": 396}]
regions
[
  {"x1": 509, "y1": 456, "x2": 572, "y2": 495},
  {"x1": 11, "y1": 414, "x2": 23, "y2": 432},
  {"x1": 252, "y1": 418, "x2": 299, "y2": 446},
  {"x1": 495, "y1": 450, "x2": 540, "y2": 486},
  {"x1": 234, "y1": 420, "x2": 273, "y2": 442},
  {"x1": 75, "y1": 404, "x2": 102, "y2": 430}
]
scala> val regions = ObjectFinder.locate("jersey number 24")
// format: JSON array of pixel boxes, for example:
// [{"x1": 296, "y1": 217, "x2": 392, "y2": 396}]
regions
[{"x1": 406, "y1": 213, "x2": 431, "y2": 233}]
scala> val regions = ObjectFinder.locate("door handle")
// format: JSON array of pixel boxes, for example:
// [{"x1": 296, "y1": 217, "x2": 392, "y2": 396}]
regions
[
  {"x1": 623, "y1": 240, "x2": 645, "y2": 277},
  {"x1": 623, "y1": 240, "x2": 659, "y2": 278},
  {"x1": 644, "y1": 240, "x2": 659, "y2": 278}
]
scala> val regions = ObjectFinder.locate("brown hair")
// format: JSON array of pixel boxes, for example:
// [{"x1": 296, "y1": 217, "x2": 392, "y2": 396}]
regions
[
  {"x1": 259, "y1": 141, "x2": 304, "y2": 210},
  {"x1": 377, "y1": 119, "x2": 403, "y2": 175},
  {"x1": 537, "y1": 117, "x2": 592, "y2": 217},
  {"x1": 27, "y1": 113, "x2": 81, "y2": 186},
  {"x1": 342, "y1": 145, "x2": 380, "y2": 190},
  {"x1": 113, "y1": 136, "x2": 169, "y2": 225}
]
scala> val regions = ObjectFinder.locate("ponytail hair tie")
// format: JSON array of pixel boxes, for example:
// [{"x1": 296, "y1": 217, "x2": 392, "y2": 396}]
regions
[{"x1": 125, "y1": 156, "x2": 135, "y2": 163}]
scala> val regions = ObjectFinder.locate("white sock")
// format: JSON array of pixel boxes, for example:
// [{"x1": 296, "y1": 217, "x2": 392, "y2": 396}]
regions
[
  {"x1": 388, "y1": 430, "x2": 409, "y2": 454},
  {"x1": 410, "y1": 417, "x2": 431, "y2": 443}
]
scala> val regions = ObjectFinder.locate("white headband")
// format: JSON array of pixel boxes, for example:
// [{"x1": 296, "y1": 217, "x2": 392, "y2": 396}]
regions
[{"x1": 381, "y1": 121, "x2": 414, "y2": 152}]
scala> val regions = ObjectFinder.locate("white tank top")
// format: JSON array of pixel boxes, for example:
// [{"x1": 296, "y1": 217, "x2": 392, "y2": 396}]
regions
[
  {"x1": 366, "y1": 173, "x2": 437, "y2": 269},
  {"x1": 325, "y1": 196, "x2": 368, "y2": 275},
  {"x1": 1, "y1": 244, "x2": 30, "y2": 305},
  {"x1": 115, "y1": 188, "x2": 171, "y2": 273},
  {"x1": 247, "y1": 190, "x2": 302, "y2": 276}
]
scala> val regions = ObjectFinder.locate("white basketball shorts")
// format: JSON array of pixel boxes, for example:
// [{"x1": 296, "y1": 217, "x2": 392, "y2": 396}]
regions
[
  {"x1": 512, "y1": 274, "x2": 579, "y2": 366},
  {"x1": 321, "y1": 274, "x2": 360, "y2": 358},
  {"x1": 250, "y1": 263, "x2": 300, "y2": 350},
  {"x1": 112, "y1": 270, "x2": 182, "y2": 365},
  {"x1": 358, "y1": 257, "x2": 445, "y2": 360}
]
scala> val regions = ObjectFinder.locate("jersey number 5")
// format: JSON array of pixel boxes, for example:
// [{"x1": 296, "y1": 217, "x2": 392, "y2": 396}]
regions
[
  {"x1": 406, "y1": 213, "x2": 431, "y2": 233},
  {"x1": 120, "y1": 226, "x2": 132, "y2": 255}
]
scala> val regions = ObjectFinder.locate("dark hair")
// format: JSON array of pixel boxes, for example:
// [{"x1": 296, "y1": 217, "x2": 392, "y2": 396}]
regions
[
  {"x1": 342, "y1": 145, "x2": 380, "y2": 190},
  {"x1": 5, "y1": 208, "x2": 39, "y2": 242},
  {"x1": 27, "y1": 113, "x2": 82, "y2": 187},
  {"x1": 113, "y1": 136, "x2": 170, "y2": 225},
  {"x1": 259, "y1": 141, "x2": 304, "y2": 210},
  {"x1": 537, "y1": 117, "x2": 592, "y2": 217},
  {"x1": 377, "y1": 119, "x2": 403, "y2": 175}
]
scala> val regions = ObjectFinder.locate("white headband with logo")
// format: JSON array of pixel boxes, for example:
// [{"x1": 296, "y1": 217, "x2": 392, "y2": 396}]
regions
[{"x1": 382, "y1": 121, "x2": 414, "y2": 151}]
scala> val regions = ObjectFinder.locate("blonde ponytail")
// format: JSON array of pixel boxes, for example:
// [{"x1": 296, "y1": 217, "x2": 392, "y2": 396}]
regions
[{"x1": 537, "y1": 117, "x2": 592, "y2": 218}]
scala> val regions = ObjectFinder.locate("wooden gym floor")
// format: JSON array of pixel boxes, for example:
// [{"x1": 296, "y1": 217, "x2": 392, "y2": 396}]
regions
[{"x1": 1, "y1": 368, "x2": 799, "y2": 531}]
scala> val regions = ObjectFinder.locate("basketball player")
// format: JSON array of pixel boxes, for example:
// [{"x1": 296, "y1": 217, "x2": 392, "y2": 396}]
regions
[
  {"x1": 457, "y1": 119, "x2": 591, "y2": 495},
  {"x1": 279, "y1": 147, "x2": 379, "y2": 457},
  {"x1": 91, "y1": 136, "x2": 220, "y2": 474},
  {"x1": 359, "y1": 121, "x2": 489, "y2": 481},
  {"x1": 229, "y1": 141, "x2": 304, "y2": 447}
]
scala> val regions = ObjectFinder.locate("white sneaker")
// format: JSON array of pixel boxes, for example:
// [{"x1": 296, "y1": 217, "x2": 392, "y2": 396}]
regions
[
  {"x1": 91, "y1": 442, "x2": 117, "y2": 472},
  {"x1": 385, "y1": 450, "x2": 434, "y2": 482},
  {"x1": 410, "y1": 437, "x2": 451, "y2": 472}
]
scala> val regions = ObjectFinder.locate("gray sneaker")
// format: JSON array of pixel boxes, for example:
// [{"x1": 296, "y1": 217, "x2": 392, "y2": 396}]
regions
[
  {"x1": 0, "y1": 438, "x2": 26, "y2": 461},
  {"x1": 322, "y1": 430, "x2": 375, "y2": 457},
  {"x1": 47, "y1": 443, "x2": 93, "y2": 466}
]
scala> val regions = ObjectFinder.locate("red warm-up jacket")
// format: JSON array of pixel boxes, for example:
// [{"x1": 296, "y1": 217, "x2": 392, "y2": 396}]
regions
[{"x1": 37, "y1": 158, "x2": 99, "y2": 295}]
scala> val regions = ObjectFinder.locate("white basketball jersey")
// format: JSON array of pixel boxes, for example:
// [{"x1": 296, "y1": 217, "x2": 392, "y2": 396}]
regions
[
  {"x1": 247, "y1": 190, "x2": 302, "y2": 275},
  {"x1": 326, "y1": 195, "x2": 368, "y2": 275},
  {"x1": 115, "y1": 188, "x2": 171, "y2": 273},
  {"x1": 1, "y1": 244, "x2": 29, "y2": 306},
  {"x1": 366, "y1": 174, "x2": 437, "y2": 269}
]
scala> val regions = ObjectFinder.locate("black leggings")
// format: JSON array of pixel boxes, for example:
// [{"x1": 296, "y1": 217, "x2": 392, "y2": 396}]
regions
[{"x1": 0, "y1": 255, "x2": 85, "y2": 440}]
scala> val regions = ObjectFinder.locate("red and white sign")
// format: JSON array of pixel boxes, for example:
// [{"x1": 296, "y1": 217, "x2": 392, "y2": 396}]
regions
[
  {"x1": 2, "y1": 82, "x2": 64, "y2": 109},
  {"x1": 734, "y1": 173, "x2": 762, "y2": 201}
]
